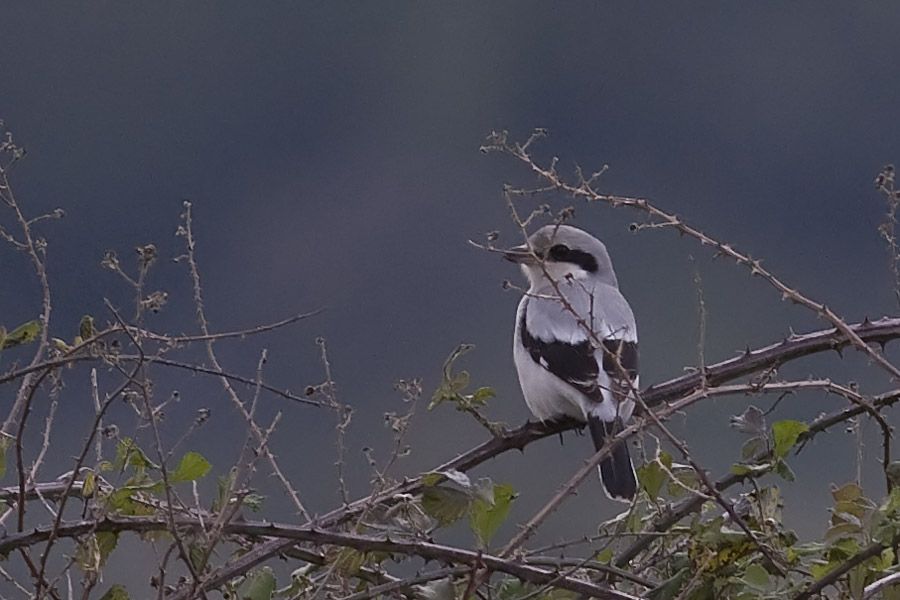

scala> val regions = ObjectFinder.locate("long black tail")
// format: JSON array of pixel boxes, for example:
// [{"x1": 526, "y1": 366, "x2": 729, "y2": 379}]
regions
[{"x1": 588, "y1": 416, "x2": 637, "y2": 501}]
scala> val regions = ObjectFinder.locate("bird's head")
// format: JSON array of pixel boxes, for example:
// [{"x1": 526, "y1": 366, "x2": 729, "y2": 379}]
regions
[{"x1": 501, "y1": 225, "x2": 618, "y2": 290}]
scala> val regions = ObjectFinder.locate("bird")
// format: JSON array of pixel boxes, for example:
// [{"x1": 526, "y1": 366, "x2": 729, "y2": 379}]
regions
[{"x1": 503, "y1": 224, "x2": 639, "y2": 501}]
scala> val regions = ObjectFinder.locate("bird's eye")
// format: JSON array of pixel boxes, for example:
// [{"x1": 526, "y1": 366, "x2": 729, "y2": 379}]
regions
[{"x1": 548, "y1": 244, "x2": 570, "y2": 260}]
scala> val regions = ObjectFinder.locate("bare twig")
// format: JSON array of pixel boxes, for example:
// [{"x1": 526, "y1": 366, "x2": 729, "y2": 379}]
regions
[
  {"x1": 0, "y1": 132, "x2": 54, "y2": 439},
  {"x1": 316, "y1": 337, "x2": 352, "y2": 506},
  {"x1": 177, "y1": 201, "x2": 313, "y2": 521},
  {"x1": 33, "y1": 366, "x2": 141, "y2": 599},
  {"x1": 875, "y1": 164, "x2": 900, "y2": 307}
]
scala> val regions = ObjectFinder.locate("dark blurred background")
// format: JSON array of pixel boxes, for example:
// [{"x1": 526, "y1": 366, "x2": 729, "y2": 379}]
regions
[{"x1": 2, "y1": 1, "x2": 900, "y2": 587}]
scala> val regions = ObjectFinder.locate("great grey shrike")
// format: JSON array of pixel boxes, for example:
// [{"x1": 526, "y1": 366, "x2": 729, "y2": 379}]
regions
[{"x1": 503, "y1": 224, "x2": 639, "y2": 501}]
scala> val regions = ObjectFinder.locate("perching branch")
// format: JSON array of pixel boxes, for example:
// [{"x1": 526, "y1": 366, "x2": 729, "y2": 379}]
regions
[
  {"x1": 484, "y1": 129, "x2": 900, "y2": 383},
  {"x1": 0, "y1": 516, "x2": 643, "y2": 600}
]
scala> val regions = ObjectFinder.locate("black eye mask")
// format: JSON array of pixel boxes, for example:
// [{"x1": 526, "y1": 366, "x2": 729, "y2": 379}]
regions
[{"x1": 547, "y1": 244, "x2": 599, "y2": 273}]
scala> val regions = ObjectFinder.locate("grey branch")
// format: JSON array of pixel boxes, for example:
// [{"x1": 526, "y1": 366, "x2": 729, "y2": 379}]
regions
[
  {"x1": 5, "y1": 318, "x2": 900, "y2": 595},
  {"x1": 0, "y1": 516, "x2": 643, "y2": 600},
  {"x1": 129, "y1": 317, "x2": 900, "y2": 596}
]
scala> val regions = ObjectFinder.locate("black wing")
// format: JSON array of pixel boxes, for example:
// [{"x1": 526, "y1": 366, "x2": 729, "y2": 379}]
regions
[
  {"x1": 600, "y1": 338, "x2": 639, "y2": 403},
  {"x1": 520, "y1": 303, "x2": 638, "y2": 404},
  {"x1": 520, "y1": 304, "x2": 603, "y2": 401}
]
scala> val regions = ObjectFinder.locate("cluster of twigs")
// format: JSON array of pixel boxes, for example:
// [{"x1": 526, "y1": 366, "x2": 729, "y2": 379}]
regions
[{"x1": 3, "y1": 124, "x2": 900, "y2": 600}]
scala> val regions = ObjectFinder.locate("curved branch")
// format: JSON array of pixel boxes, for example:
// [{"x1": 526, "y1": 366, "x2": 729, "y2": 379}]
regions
[
  {"x1": 0, "y1": 516, "x2": 643, "y2": 600},
  {"x1": 485, "y1": 131, "x2": 900, "y2": 382},
  {"x1": 614, "y1": 385, "x2": 900, "y2": 566},
  {"x1": 0, "y1": 312, "x2": 325, "y2": 408},
  {"x1": 7, "y1": 320, "x2": 895, "y2": 592},
  {"x1": 129, "y1": 309, "x2": 323, "y2": 344},
  {"x1": 641, "y1": 316, "x2": 900, "y2": 403},
  {"x1": 321, "y1": 317, "x2": 900, "y2": 532},
  {"x1": 793, "y1": 536, "x2": 893, "y2": 600},
  {"x1": 180, "y1": 318, "x2": 900, "y2": 593}
]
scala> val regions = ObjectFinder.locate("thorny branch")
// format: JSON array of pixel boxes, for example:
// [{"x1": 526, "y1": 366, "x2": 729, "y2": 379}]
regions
[
  {"x1": 0, "y1": 515, "x2": 643, "y2": 600},
  {"x1": 5, "y1": 124, "x2": 900, "y2": 599},
  {"x1": 479, "y1": 130, "x2": 900, "y2": 597},
  {"x1": 483, "y1": 129, "x2": 900, "y2": 382}
]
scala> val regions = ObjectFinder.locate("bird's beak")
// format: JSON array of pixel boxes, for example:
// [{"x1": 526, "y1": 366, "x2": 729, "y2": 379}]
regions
[{"x1": 501, "y1": 244, "x2": 537, "y2": 265}]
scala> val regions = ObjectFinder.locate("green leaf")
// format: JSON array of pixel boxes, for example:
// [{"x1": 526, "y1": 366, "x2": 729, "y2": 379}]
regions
[
  {"x1": 52, "y1": 337, "x2": 73, "y2": 352},
  {"x1": 774, "y1": 460, "x2": 796, "y2": 481},
  {"x1": 595, "y1": 548, "x2": 614, "y2": 563},
  {"x1": 99, "y1": 585, "x2": 129, "y2": 600},
  {"x1": 82, "y1": 471, "x2": 96, "y2": 497},
  {"x1": 825, "y1": 522, "x2": 862, "y2": 543},
  {"x1": 104, "y1": 483, "x2": 159, "y2": 516},
  {"x1": 648, "y1": 568, "x2": 690, "y2": 600},
  {"x1": 114, "y1": 438, "x2": 155, "y2": 471},
  {"x1": 742, "y1": 564, "x2": 770, "y2": 590},
  {"x1": 429, "y1": 343, "x2": 475, "y2": 409},
  {"x1": 832, "y1": 482, "x2": 863, "y2": 503},
  {"x1": 848, "y1": 563, "x2": 868, "y2": 600},
  {"x1": 106, "y1": 488, "x2": 133, "y2": 512},
  {"x1": 730, "y1": 463, "x2": 751, "y2": 476},
  {"x1": 449, "y1": 371, "x2": 470, "y2": 392},
  {"x1": 828, "y1": 536, "x2": 861, "y2": 559},
  {"x1": 740, "y1": 436, "x2": 766, "y2": 460},
  {"x1": 771, "y1": 420, "x2": 808, "y2": 459},
  {"x1": 79, "y1": 315, "x2": 96, "y2": 340},
  {"x1": 638, "y1": 459, "x2": 668, "y2": 500},
  {"x1": 96, "y1": 532, "x2": 118, "y2": 564},
  {"x1": 0, "y1": 436, "x2": 9, "y2": 480},
  {"x1": 75, "y1": 532, "x2": 118, "y2": 571},
  {"x1": 471, "y1": 386, "x2": 495, "y2": 405},
  {"x1": 730, "y1": 462, "x2": 772, "y2": 477},
  {"x1": 790, "y1": 541, "x2": 826, "y2": 557},
  {"x1": 171, "y1": 451, "x2": 211, "y2": 482},
  {"x1": 243, "y1": 493, "x2": 265, "y2": 512},
  {"x1": 810, "y1": 560, "x2": 837, "y2": 580},
  {"x1": 239, "y1": 566, "x2": 276, "y2": 600},
  {"x1": 470, "y1": 483, "x2": 516, "y2": 548},
  {"x1": 421, "y1": 472, "x2": 444, "y2": 487},
  {"x1": 625, "y1": 502, "x2": 645, "y2": 533},
  {"x1": 834, "y1": 499, "x2": 870, "y2": 519},
  {"x1": 189, "y1": 544, "x2": 206, "y2": 572},
  {"x1": 665, "y1": 462, "x2": 699, "y2": 498},
  {"x1": 0, "y1": 320, "x2": 41, "y2": 349},
  {"x1": 422, "y1": 486, "x2": 471, "y2": 526},
  {"x1": 496, "y1": 579, "x2": 530, "y2": 600},
  {"x1": 214, "y1": 471, "x2": 236, "y2": 512},
  {"x1": 333, "y1": 548, "x2": 371, "y2": 576}
]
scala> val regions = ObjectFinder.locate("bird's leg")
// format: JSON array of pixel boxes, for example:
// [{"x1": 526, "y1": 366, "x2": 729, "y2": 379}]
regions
[{"x1": 544, "y1": 415, "x2": 583, "y2": 445}]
